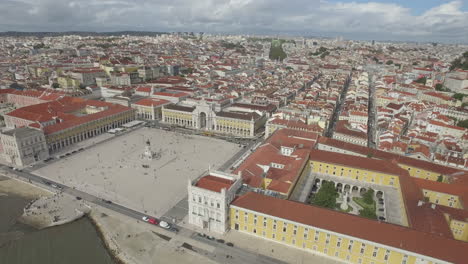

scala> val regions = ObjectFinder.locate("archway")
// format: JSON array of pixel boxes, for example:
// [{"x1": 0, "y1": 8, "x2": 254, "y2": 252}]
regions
[
  {"x1": 376, "y1": 190, "x2": 384, "y2": 199},
  {"x1": 336, "y1": 183, "x2": 343, "y2": 192},
  {"x1": 200, "y1": 112, "x2": 207, "y2": 128}
]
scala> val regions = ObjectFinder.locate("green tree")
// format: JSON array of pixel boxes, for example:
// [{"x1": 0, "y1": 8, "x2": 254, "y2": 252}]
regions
[
  {"x1": 414, "y1": 77, "x2": 427, "y2": 85},
  {"x1": 312, "y1": 181, "x2": 338, "y2": 209},
  {"x1": 359, "y1": 207, "x2": 377, "y2": 219},
  {"x1": 269, "y1": 41, "x2": 287, "y2": 61},
  {"x1": 435, "y1": 83, "x2": 444, "y2": 91},
  {"x1": 79, "y1": 84, "x2": 86, "y2": 89},
  {"x1": 437, "y1": 175, "x2": 443, "y2": 182},
  {"x1": 52, "y1": 83, "x2": 60, "y2": 89},
  {"x1": 457, "y1": 119, "x2": 468, "y2": 129},
  {"x1": 386, "y1": 60, "x2": 393, "y2": 65},
  {"x1": 362, "y1": 189, "x2": 375, "y2": 204},
  {"x1": 453, "y1": 93, "x2": 466, "y2": 100}
]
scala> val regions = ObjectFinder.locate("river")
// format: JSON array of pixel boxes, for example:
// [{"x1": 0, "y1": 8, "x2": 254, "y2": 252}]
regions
[{"x1": 0, "y1": 190, "x2": 116, "y2": 264}]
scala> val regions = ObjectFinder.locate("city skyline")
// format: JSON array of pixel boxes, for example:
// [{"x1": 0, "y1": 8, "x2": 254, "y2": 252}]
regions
[{"x1": 0, "y1": 0, "x2": 467, "y2": 43}]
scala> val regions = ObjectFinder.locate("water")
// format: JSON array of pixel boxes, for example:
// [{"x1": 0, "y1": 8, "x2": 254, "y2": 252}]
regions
[{"x1": 0, "y1": 193, "x2": 115, "y2": 264}]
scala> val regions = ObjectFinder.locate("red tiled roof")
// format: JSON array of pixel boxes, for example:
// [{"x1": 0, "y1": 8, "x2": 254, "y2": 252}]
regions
[
  {"x1": 195, "y1": 175, "x2": 233, "y2": 193},
  {"x1": 309, "y1": 149, "x2": 401, "y2": 176},
  {"x1": 232, "y1": 192, "x2": 468, "y2": 263},
  {"x1": 153, "y1": 91, "x2": 189, "y2": 98},
  {"x1": 134, "y1": 98, "x2": 170, "y2": 107},
  {"x1": 317, "y1": 137, "x2": 463, "y2": 176}
]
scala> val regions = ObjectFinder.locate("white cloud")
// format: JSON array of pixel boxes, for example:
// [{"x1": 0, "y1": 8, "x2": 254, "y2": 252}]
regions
[{"x1": 0, "y1": 0, "x2": 466, "y2": 42}]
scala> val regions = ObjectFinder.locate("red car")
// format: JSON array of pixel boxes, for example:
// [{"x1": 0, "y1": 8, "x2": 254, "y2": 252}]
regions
[{"x1": 142, "y1": 216, "x2": 159, "y2": 225}]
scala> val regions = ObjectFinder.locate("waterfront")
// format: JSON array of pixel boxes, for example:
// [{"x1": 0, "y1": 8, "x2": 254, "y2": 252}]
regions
[{"x1": 0, "y1": 177, "x2": 116, "y2": 264}]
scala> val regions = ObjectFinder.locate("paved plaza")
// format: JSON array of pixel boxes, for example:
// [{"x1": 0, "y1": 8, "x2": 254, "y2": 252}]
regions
[{"x1": 33, "y1": 128, "x2": 240, "y2": 218}]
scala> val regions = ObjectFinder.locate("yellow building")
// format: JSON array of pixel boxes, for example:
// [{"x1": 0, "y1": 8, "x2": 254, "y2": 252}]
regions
[
  {"x1": 132, "y1": 98, "x2": 171, "y2": 120},
  {"x1": 162, "y1": 102, "x2": 266, "y2": 138},
  {"x1": 316, "y1": 137, "x2": 462, "y2": 182},
  {"x1": 309, "y1": 149, "x2": 402, "y2": 188},
  {"x1": 57, "y1": 76, "x2": 80, "y2": 89},
  {"x1": 230, "y1": 192, "x2": 467, "y2": 264}
]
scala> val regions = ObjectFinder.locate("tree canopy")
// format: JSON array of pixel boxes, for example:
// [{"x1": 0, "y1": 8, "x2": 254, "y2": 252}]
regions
[
  {"x1": 457, "y1": 119, "x2": 468, "y2": 129},
  {"x1": 449, "y1": 51, "x2": 468, "y2": 70},
  {"x1": 414, "y1": 77, "x2": 427, "y2": 85},
  {"x1": 312, "y1": 181, "x2": 338, "y2": 209},
  {"x1": 359, "y1": 207, "x2": 377, "y2": 219},
  {"x1": 362, "y1": 189, "x2": 374, "y2": 204}
]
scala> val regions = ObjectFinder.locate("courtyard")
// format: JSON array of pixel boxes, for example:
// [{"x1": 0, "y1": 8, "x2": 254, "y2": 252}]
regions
[
  {"x1": 308, "y1": 174, "x2": 404, "y2": 225},
  {"x1": 32, "y1": 127, "x2": 240, "y2": 218}
]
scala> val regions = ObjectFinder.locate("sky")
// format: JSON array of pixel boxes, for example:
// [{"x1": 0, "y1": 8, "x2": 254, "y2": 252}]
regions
[{"x1": 0, "y1": 0, "x2": 467, "y2": 43}]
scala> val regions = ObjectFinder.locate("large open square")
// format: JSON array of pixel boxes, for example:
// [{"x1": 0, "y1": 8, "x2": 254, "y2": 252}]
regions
[{"x1": 33, "y1": 127, "x2": 240, "y2": 217}]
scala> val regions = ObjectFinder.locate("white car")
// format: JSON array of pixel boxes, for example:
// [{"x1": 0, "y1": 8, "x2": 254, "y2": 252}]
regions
[
  {"x1": 159, "y1": 221, "x2": 170, "y2": 229},
  {"x1": 142, "y1": 216, "x2": 149, "y2": 222}
]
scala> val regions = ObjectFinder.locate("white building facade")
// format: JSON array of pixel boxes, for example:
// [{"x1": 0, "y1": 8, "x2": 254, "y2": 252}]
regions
[{"x1": 188, "y1": 171, "x2": 242, "y2": 234}]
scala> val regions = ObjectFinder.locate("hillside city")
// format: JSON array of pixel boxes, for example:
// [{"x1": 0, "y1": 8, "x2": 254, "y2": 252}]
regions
[{"x1": 0, "y1": 33, "x2": 468, "y2": 264}]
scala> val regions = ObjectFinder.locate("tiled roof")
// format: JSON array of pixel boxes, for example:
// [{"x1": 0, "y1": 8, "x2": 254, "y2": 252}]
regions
[
  {"x1": 231, "y1": 192, "x2": 468, "y2": 264},
  {"x1": 216, "y1": 111, "x2": 261, "y2": 121},
  {"x1": 134, "y1": 98, "x2": 170, "y2": 107},
  {"x1": 195, "y1": 175, "x2": 234, "y2": 193},
  {"x1": 317, "y1": 137, "x2": 463, "y2": 176}
]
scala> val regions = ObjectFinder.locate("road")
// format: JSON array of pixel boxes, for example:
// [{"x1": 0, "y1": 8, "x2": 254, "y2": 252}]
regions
[
  {"x1": 325, "y1": 71, "x2": 353, "y2": 137},
  {"x1": 367, "y1": 71, "x2": 377, "y2": 149}
]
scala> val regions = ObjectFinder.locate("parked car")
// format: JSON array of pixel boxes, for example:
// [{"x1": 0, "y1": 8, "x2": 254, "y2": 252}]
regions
[
  {"x1": 159, "y1": 221, "x2": 170, "y2": 229},
  {"x1": 226, "y1": 242, "x2": 234, "y2": 247},
  {"x1": 76, "y1": 196, "x2": 82, "y2": 200}
]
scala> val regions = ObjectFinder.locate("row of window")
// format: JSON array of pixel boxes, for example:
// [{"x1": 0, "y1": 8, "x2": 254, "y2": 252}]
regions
[
  {"x1": 238, "y1": 221, "x2": 408, "y2": 263},
  {"x1": 192, "y1": 194, "x2": 221, "y2": 209},
  {"x1": 192, "y1": 206, "x2": 222, "y2": 222}
]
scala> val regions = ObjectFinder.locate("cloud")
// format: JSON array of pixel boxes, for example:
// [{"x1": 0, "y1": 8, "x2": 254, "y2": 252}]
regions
[{"x1": 0, "y1": 0, "x2": 466, "y2": 42}]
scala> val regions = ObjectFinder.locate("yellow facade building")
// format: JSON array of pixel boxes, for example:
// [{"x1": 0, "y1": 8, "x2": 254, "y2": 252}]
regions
[{"x1": 230, "y1": 192, "x2": 467, "y2": 264}]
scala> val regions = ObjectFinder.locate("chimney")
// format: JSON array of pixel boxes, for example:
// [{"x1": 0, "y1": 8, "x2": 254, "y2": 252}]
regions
[
  {"x1": 417, "y1": 200, "x2": 424, "y2": 207},
  {"x1": 431, "y1": 204, "x2": 436, "y2": 209}
]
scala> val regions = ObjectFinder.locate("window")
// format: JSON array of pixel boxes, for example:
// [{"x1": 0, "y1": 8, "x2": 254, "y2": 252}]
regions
[
  {"x1": 314, "y1": 231, "x2": 319, "y2": 241},
  {"x1": 360, "y1": 243, "x2": 366, "y2": 254},
  {"x1": 336, "y1": 238, "x2": 342, "y2": 247},
  {"x1": 217, "y1": 202, "x2": 220, "y2": 209},
  {"x1": 262, "y1": 231, "x2": 266, "y2": 236},
  {"x1": 384, "y1": 250, "x2": 390, "y2": 261},
  {"x1": 304, "y1": 228, "x2": 309, "y2": 239},
  {"x1": 372, "y1": 247, "x2": 378, "y2": 257},
  {"x1": 253, "y1": 228, "x2": 257, "y2": 234},
  {"x1": 348, "y1": 240, "x2": 354, "y2": 251},
  {"x1": 272, "y1": 234, "x2": 276, "y2": 239},
  {"x1": 283, "y1": 226, "x2": 287, "y2": 233},
  {"x1": 402, "y1": 255, "x2": 408, "y2": 264}
]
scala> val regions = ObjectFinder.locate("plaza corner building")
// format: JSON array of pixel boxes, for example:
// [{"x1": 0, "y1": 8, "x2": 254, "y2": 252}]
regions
[{"x1": 0, "y1": 92, "x2": 135, "y2": 166}]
